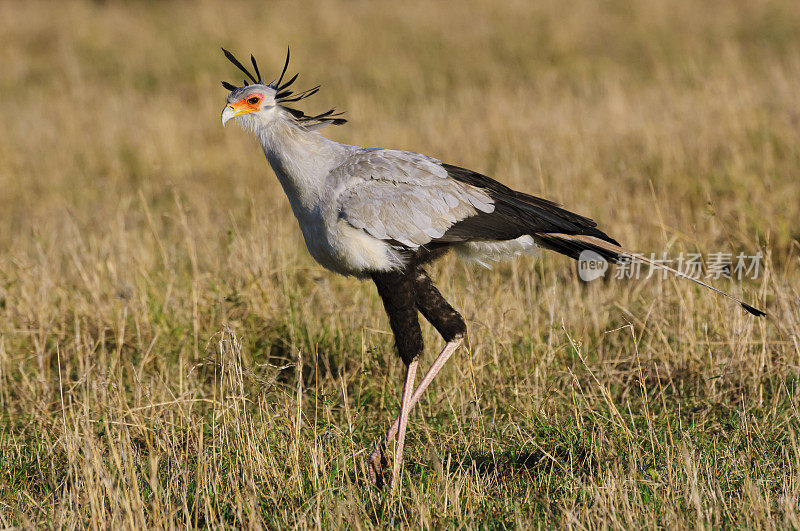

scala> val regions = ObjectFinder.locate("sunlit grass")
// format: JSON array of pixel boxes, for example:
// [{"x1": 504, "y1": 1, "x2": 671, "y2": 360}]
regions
[{"x1": 0, "y1": 0, "x2": 798, "y2": 527}]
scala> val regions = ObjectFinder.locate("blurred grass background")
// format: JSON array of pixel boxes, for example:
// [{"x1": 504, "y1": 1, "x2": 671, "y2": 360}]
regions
[{"x1": 0, "y1": 0, "x2": 798, "y2": 527}]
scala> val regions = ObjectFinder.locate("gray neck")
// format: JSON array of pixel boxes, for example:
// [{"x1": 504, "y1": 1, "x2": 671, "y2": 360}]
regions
[{"x1": 255, "y1": 114, "x2": 345, "y2": 215}]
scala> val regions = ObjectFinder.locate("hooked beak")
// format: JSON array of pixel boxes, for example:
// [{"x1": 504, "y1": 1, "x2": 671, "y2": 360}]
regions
[{"x1": 221, "y1": 104, "x2": 250, "y2": 126}]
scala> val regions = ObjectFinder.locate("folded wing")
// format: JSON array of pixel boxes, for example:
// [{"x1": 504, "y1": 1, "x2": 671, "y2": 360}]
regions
[
  {"x1": 335, "y1": 150, "x2": 495, "y2": 248},
  {"x1": 336, "y1": 150, "x2": 620, "y2": 259}
]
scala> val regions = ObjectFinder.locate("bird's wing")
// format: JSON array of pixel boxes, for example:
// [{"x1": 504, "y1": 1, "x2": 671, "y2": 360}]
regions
[
  {"x1": 438, "y1": 163, "x2": 622, "y2": 256},
  {"x1": 334, "y1": 150, "x2": 495, "y2": 248},
  {"x1": 334, "y1": 152, "x2": 766, "y2": 318}
]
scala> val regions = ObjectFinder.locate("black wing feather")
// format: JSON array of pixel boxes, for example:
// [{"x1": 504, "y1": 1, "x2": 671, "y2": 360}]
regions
[{"x1": 439, "y1": 164, "x2": 620, "y2": 247}]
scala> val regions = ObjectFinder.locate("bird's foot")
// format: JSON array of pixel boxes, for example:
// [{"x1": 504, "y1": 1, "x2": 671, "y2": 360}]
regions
[{"x1": 367, "y1": 443, "x2": 390, "y2": 489}]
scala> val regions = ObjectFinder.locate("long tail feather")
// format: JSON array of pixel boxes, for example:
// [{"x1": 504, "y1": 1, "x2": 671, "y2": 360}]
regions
[{"x1": 544, "y1": 233, "x2": 766, "y2": 317}]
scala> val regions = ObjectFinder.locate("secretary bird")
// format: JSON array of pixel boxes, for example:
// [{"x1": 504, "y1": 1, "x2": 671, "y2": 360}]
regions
[{"x1": 219, "y1": 48, "x2": 765, "y2": 490}]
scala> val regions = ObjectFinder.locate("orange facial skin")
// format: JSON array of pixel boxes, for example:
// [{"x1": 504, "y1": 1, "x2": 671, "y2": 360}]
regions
[
  {"x1": 222, "y1": 93, "x2": 266, "y2": 124},
  {"x1": 230, "y1": 93, "x2": 264, "y2": 113}
]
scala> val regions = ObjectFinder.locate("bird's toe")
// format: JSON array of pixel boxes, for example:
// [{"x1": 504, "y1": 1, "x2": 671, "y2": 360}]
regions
[{"x1": 367, "y1": 447, "x2": 389, "y2": 489}]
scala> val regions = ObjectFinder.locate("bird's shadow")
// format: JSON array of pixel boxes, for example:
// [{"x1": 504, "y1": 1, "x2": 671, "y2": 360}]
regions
[{"x1": 409, "y1": 442, "x2": 598, "y2": 481}]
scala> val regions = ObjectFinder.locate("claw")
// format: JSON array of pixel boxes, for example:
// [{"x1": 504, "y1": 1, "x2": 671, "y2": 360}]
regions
[{"x1": 367, "y1": 444, "x2": 389, "y2": 489}]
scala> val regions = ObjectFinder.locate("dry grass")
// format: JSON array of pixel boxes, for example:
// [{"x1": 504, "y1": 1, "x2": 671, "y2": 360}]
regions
[{"x1": 1, "y1": 0, "x2": 799, "y2": 527}]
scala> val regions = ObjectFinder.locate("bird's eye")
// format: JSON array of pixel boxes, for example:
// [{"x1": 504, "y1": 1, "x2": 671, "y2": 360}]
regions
[{"x1": 247, "y1": 97, "x2": 260, "y2": 105}]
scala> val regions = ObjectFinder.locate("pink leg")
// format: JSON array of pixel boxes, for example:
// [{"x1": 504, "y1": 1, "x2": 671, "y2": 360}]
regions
[
  {"x1": 390, "y1": 358, "x2": 418, "y2": 491},
  {"x1": 368, "y1": 337, "x2": 463, "y2": 487}
]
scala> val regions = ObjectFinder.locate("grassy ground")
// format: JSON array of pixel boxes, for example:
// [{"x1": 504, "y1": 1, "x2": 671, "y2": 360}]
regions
[{"x1": 1, "y1": 0, "x2": 799, "y2": 527}]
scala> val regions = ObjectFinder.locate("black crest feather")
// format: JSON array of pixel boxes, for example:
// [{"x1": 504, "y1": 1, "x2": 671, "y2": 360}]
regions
[
  {"x1": 250, "y1": 54, "x2": 261, "y2": 83},
  {"x1": 275, "y1": 46, "x2": 290, "y2": 88},
  {"x1": 221, "y1": 46, "x2": 346, "y2": 128},
  {"x1": 277, "y1": 73, "x2": 299, "y2": 92},
  {"x1": 222, "y1": 47, "x2": 259, "y2": 84}
]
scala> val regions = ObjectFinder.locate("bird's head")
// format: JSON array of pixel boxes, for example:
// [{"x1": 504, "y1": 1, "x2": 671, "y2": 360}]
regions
[
  {"x1": 220, "y1": 47, "x2": 346, "y2": 131},
  {"x1": 221, "y1": 84, "x2": 277, "y2": 130}
]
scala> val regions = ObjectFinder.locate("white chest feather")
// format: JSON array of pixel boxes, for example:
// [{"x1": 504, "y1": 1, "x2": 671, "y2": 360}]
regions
[{"x1": 301, "y1": 219, "x2": 404, "y2": 276}]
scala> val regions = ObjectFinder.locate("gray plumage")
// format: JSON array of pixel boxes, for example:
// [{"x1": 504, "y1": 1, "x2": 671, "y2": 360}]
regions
[{"x1": 335, "y1": 149, "x2": 495, "y2": 248}]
